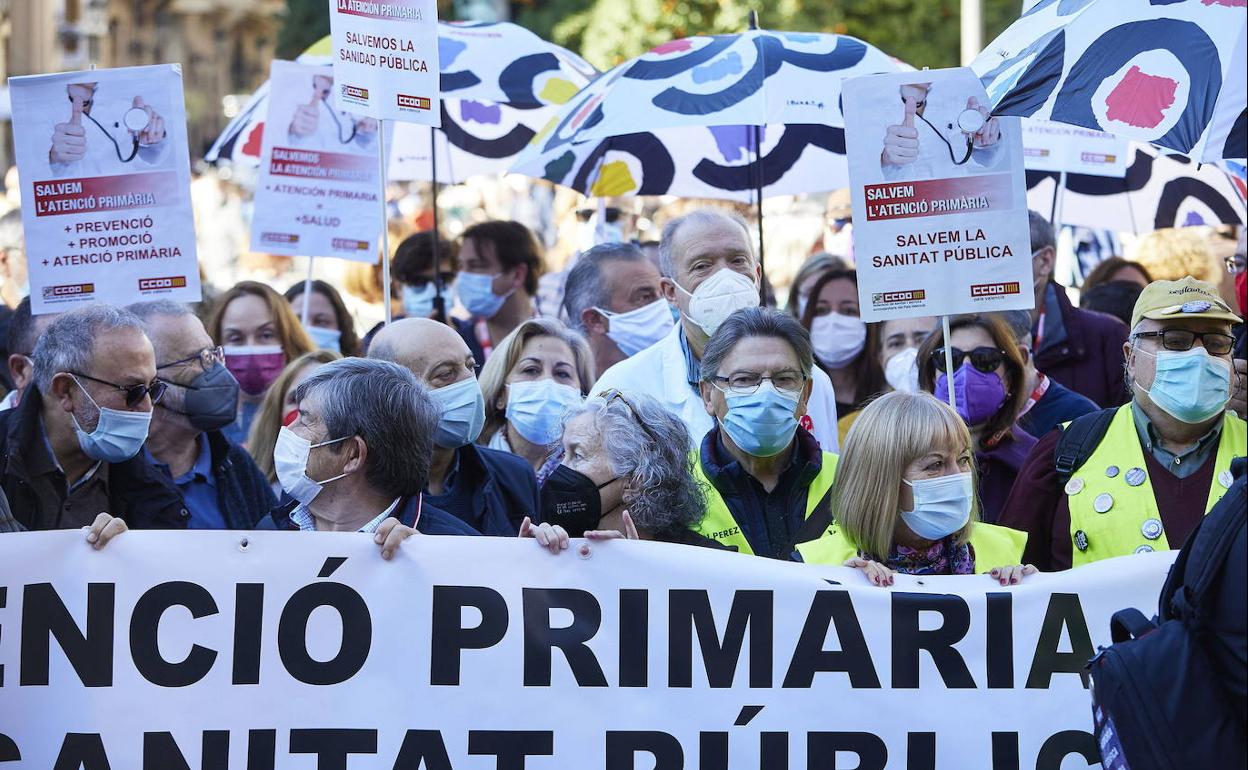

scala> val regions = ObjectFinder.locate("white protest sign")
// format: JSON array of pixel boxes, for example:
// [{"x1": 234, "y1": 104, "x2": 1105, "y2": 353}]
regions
[
  {"x1": 1022, "y1": 118, "x2": 1129, "y2": 177},
  {"x1": 328, "y1": 0, "x2": 441, "y2": 125},
  {"x1": 844, "y1": 67, "x2": 1034, "y2": 321},
  {"x1": 251, "y1": 61, "x2": 384, "y2": 262},
  {"x1": 0, "y1": 530, "x2": 1170, "y2": 768},
  {"x1": 8, "y1": 64, "x2": 201, "y2": 314}
]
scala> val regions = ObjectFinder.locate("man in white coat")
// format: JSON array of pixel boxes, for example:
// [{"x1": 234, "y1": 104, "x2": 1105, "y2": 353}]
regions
[{"x1": 593, "y1": 209, "x2": 840, "y2": 452}]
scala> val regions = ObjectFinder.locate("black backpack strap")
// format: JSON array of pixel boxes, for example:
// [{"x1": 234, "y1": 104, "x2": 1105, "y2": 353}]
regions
[
  {"x1": 1109, "y1": 607, "x2": 1157, "y2": 643},
  {"x1": 1163, "y1": 474, "x2": 1247, "y2": 624},
  {"x1": 1053, "y1": 407, "x2": 1118, "y2": 484}
]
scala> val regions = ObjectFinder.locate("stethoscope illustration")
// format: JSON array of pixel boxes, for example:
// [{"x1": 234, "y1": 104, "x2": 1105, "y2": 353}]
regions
[
  {"x1": 71, "y1": 93, "x2": 161, "y2": 163},
  {"x1": 310, "y1": 81, "x2": 358, "y2": 145},
  {"x1": 909, "y1": 97, "x2": 987, "y2": 166}
]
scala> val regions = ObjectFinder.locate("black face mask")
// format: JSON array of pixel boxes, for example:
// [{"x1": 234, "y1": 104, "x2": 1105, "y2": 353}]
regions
[
  {"x1": 163, "y1": 363, "x2": 241, "y2": 431},
  {"x1": 540, "y1": 464, "x2": 619, "y2": 537}
]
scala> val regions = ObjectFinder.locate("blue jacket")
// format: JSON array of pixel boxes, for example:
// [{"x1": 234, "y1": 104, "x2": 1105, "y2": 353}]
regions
[
  {"x1": 204, "y1": 430, "x2": 277, "y2": 529},
  {"x1": 431, "y1": 443, "x2": 540, "y2": 536},
  {"x1": 255, "y1": 494, "x2": 481, "y2": 536},
  {"x1": 1017, "y1": 377, "x2": 1099, "y2": 441}
]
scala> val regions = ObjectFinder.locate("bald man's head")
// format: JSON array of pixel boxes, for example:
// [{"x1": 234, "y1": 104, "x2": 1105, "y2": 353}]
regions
[{"x1": 369, "y1": 318, "x2": 477, "y2": 389}]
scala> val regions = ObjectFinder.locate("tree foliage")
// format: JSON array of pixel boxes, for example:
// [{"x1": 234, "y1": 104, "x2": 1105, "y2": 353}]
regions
[{"x1": 513, "y1": 0, "x2": 1021, "y2": 71}]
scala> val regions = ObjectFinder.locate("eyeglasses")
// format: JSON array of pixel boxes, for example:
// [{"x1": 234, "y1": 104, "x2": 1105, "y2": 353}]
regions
[
  {"x1": 711, "y1": 371, "x2": 807, "y2": 397},
  {"x1": 931, "y1": 346, "x2": 1006, "y2": 374},
  {"x1": 404, "y1": 273, "x2": 457, "y2": 291},
  {"x1": 597, "y1": 388, "x2": 662, "y2": 444},
  {"x1": 71, "y1": 372, "x2": 167, "y2": 407},
  {"x1": 1132, "y1": 329, "x2": 1234, "y2": 356},
  {"x1": 576, "y1": 207, "x2": 622, "y2": 223},
  {"x1": 1226, "y1": 253, "x2": 1246, "y2": 275},
  {"x1": 157, "y1": 346, "x2": 225, "y2": 373}
]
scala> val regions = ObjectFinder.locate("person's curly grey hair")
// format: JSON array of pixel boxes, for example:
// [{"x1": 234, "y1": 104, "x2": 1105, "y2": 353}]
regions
[
  {"x1": 562, "y1": 391, "x2": 706, "y2": 536},
  {"x1": 32, "y1": 304, "x2": 147, "y2": 394}
]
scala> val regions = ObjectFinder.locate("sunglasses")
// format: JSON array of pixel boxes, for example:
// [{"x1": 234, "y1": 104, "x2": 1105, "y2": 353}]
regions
[
  {"x1": 71, "y1": 371, "x2": 167, "y2": 408},
  {"x1": 930, "y1": 346, "x2": 1006, "y2": 374},
  {"x1": 597, "y1": 388, "x2": 661, "y2": 444}
]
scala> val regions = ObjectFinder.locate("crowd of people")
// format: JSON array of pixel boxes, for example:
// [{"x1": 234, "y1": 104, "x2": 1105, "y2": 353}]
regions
[{"x1": 0, "y1": 204, "x2": 1244, "y2": 591}]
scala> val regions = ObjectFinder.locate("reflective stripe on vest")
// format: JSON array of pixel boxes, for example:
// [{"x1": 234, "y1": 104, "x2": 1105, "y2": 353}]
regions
[
  {"x1": 795, "y1": 521, "x2": 1026, "y2": 571},
  {"x1": 1065, "y1": 405, "x2": 1246, "y2": 567},
  {"x1": 691, "y1": 450, "x2": 839, "y2": 555}
]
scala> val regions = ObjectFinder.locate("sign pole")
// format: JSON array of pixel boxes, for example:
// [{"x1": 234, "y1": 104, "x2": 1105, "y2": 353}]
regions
[
  {"x1": 430, "y1": 125, "x2": 445, "y2": 322},
  {"x1": 300, "y1": 257, "x2": 315, "y2": 326},
  {"x1": 378, "y1": 119, "x2": 393, "y2": 325},
  {"x1": 942, "y1": 315, "x2": 958, "y2": 411}
]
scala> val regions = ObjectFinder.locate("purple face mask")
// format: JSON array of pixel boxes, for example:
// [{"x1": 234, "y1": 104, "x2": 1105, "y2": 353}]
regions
[
  {"x1": 934, "y1": 361, "x2": 1007, "y2": 426},
  {"x1": 224, "y1": 345, "x2": 285, "y2": 396}
]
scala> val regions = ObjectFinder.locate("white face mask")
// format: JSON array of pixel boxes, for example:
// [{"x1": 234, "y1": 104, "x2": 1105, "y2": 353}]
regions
[
  {"x1": 809, "y1": 312, "x2": 867, "y2": 369},
  {"x1": 595, "y1": 298, "x2": 675, "y2": 357},
  {"x1": 274, "y1": 425, "x2": 350, "y2": 506},
  {"x1": 675, "y1": 268, "x2": 759, "y2": 337},
  {"x1": 884, "y1": 347, "x2": 921, "y2": 393}
]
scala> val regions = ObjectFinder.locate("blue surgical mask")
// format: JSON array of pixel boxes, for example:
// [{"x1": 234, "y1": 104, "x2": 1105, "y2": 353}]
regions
[
  {"x1": 456, "y1": 271, "x2": 513, "y2": 319},
  {"x1": 70, "y1": 376, "x2": 152, "y2": 463},
  {"x1": 900, "y1": 472, "x2": 973, "y2": 540},
  {"x1": 304, "y1": 325, "x2": 341, "y2": 353},
  {"x1": 505, "y1": 379, "x2": 583, "y2": 446},
  {"x1": 402, "y1": 282, "x2": 452, "y2": 318},
  {"x1": 1138, "y1": 347, "x2": 1232, "y2": 424},
  {"x1": 719, "y1": 381, "x2": 800, "y2": 457},
  {"x1": 430, "y1": 376, "x2": 485, "y2": 449}
]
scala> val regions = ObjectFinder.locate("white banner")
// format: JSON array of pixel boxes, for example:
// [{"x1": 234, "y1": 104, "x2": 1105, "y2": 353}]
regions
[
  {"x1": 329, "y1": 0, "x2": 441, "y2": 125},
  {"x1": 251, "y1": 61, "x2": 384, "y2": 262},
  {"x1": 843, "y1": 67, "x2": 1034, "y2": 322},
  {"x1": 0, "y1": 531, "x2": 1172, "y2": 768},
  {"x1": 1022, "y1": 118, "x2": 1129, "y2": 178},
  {"x1": 8, "y1": 64, "x2": 201, "y2": 315}
]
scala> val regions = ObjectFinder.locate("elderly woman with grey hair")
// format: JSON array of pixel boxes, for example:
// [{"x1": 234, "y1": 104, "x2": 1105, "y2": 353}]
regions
[{"x1": 520, "y1": 389, "x2": 720, "y2": 552}]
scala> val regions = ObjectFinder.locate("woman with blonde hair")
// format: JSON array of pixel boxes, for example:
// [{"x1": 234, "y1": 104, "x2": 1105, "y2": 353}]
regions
[
  {"x1": 478, "y1": 317, "x2": 594, "y2": 478},
  {"x1": 797, "y1": 391, "x2": 1035, "y2": 587},
  {"x1": 246, "y1": 350, "x2": 340, "y2": 491},
  {"x1": 208, "y1": 280, "x2": 316, "y2": 444}
]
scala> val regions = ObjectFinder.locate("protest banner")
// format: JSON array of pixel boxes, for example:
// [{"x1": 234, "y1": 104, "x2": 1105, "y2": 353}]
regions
[
  {"x1": 843, "y1": 67, "x2": 1033, "y2": 322},
  {"x1": 8, "y1": 64, "x2": 201, "y2": 315},
  {"x1": 1022, "y1": 119, "x2": 1129, "y2": 178},
  {"x1": 328, "y1": 0, "x2": 441, "y2": 125},
  {"x1": 251, "y1": 61, "x2": 385, "y2": 262},
  {"x1": 0, "y1": 530, "x2": 1169, "y2": 768}
]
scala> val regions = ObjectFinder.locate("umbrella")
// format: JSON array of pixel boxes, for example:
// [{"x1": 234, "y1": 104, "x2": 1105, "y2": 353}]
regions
[
  {"x1": 510, "y1": 18, "x2": 907, "y2": 269},
  {"x1": 206, "y1": 22, "x2": 597, "y2": 319},
  {"x1": 1026, "y1": 142, "x2": 1246, "y2": 233},
  {"x1": 971, "y1": 0, "x2": 1246, "y2": 164},
  {"x1": 207, "y1": 23, "x2": 597, "y2": 179}
]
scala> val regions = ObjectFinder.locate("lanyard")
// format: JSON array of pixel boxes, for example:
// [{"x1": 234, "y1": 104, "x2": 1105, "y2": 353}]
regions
[
  {"x1": 474, "y1": 317, "x2": 494, "y2": 360},
  {"x1": 1018, "y1": 373, "x2": 1051, "y2": 419}
]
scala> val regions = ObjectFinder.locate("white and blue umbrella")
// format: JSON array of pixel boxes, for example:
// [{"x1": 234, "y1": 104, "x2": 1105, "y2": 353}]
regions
[
  {"x1": 205, "y1": 22, "x2": 597, "y2": 182},
  {"x1": 510, "y1": 26, "x2": 907, "y2": 264},
  {"x1": 972, "y1": 0, "x2": 1246, "y2": 163}
]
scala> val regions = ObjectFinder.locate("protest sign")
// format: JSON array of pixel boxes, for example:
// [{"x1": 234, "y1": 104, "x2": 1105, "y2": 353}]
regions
[
  {"x1": 1022, "y1": 119, "x2": 1129, "y2": 178},
  {"x1": 328, "y1": 0, "x2": 441, "y2": 125},
  {"x1": 0, "y1": 530, "x2": 1169, "y2": 768},
  {"x1": 843, "y1": 67, "x2": 1033, "y2": 322},
  {"x1": 8, "y1": 64, "x2": 201, "y2": 315},
  {"x1": 251, "y1": 61, "x2": 385, "y2": 262}
]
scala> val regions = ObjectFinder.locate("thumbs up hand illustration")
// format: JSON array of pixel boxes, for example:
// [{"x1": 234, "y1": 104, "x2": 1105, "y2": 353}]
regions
[
  {"x1": 288, "y1": 82, "x2": 324, "y2": 139},
  {"x1": 881, "y1": 94, "x2": 920, "y2": 168},
  {"x1": 50, "y1": 85, "x2": 90, "y2": 164}
]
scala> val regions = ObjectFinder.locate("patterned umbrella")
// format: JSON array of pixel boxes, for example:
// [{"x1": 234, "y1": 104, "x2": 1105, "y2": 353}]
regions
[
  {"x1": 205, "y1": 21, "x2": 597, "y2": 182},
  {"x1": 972, "y1": 0, "x2": 1246, "y2": 164},
  {"x1": 510, "y1": 25, "x2": 907, "y2": 263},
  {"x1": 1027, "y1": 142, "x2": 1246, "y2": 233}
]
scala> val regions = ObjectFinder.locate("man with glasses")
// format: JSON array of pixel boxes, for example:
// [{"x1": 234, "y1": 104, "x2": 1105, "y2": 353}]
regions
[
  {"x1": 1001, "y1": 277, "x2": 1246, "y2": 570},
  {"x1": 690, "y1": 307, "x2": 839, "y2": 559},
  {"x1": 0, "y1": 304, "x2": 190, "y2": 530},
  {"x1": 129, "y1": 300, "x2": 276, "y2": 530}
]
